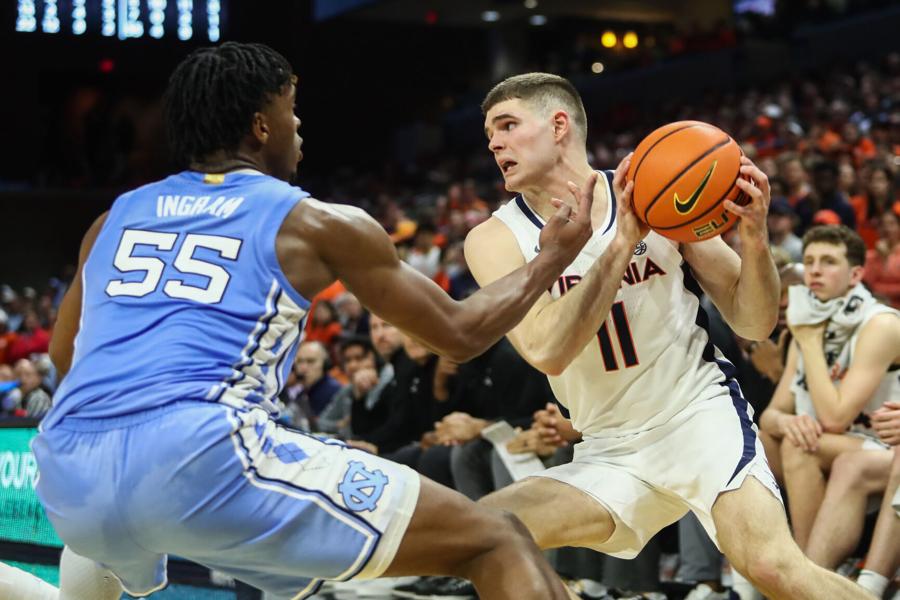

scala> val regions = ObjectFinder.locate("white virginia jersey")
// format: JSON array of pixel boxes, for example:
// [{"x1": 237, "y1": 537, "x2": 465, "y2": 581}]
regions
[
  {"x1": 493, "y1": 170, "x2": 740, "y2": 438},
  {"x1": 792, "y1": 302, "x2": 900, "y2": 435}
]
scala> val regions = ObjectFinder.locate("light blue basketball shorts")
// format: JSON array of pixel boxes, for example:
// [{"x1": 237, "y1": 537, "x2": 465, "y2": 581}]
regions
[{"x1": 32, "y1": 402, "x2": 420, "y2": 599}]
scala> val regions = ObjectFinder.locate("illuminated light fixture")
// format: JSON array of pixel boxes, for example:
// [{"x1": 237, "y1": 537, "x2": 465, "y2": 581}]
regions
[
  {"x1": 524, "y1": 0, "x2": 538, "y2": 8},
  {"x1": 601, "y1": 31, "x2": 617, "y2": 48},
  {"x1": 623, "y1": 31, "x2": 638, "y2": 48},
  {"x1": 481, "y1": 10, "x2": 500, "y2": 22},
  {"x1": 591, "y1": 62, "x2": 605, "y2": 74},
  {"x1": 529, "y1": 14, "x2": 546, "y2": 26}
]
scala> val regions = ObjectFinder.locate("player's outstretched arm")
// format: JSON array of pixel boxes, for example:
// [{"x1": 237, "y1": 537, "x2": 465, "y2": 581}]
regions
[
  {"x1": 466, "y1": 163, "x2": 646, "y2": 375},
  {"x1": 681, "y1": 157, "x2": 778, "y2": 341},
  {"x1": 279, "y1": 197, "x2": 592, "y2": 362},
  {"x1": 49, "y1": 212, "x2": 108, "y2": 378}
]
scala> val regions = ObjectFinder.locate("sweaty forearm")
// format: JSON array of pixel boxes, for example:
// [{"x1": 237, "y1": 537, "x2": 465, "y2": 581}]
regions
[
  {"x1": 731, "y1": 237, "x2": 779, "y2": 340},
  {"x1": 798, "y1": 341, "x2": 848, "y2": 431},
  {"x1": 760, "y1": 408, "x2": 790, "y2": 438},
  {"x1": 523, "y1": 238, "x2": 634, "y2": 374}
]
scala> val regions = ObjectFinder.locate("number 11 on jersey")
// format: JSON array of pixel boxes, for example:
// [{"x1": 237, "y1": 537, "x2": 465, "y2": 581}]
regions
[{"x1": 597, "y1": 302, "x2": 638, "y2": 372}]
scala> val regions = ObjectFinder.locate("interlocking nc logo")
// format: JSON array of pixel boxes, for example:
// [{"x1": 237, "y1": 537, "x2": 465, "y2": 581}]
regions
[
  {"x1": 674, "y1": 161, "x2": 717, "y2": 215},
  {"x1": 339, "y1": 461, "x2": 389, "y2": 512}
]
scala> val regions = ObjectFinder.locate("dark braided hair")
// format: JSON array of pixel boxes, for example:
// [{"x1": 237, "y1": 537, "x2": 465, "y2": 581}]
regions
[{"x1": 163, "y1": 42, "x2": 295, "y2": 168}]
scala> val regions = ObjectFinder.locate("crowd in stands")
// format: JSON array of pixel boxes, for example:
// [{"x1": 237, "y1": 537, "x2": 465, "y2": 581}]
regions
[{"x1": 2, "y1": 48, "x2": 899, "y2": 600}]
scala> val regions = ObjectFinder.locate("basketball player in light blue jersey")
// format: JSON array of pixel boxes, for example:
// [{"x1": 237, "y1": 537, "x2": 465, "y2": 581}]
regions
[{"x1": 6, "y1": 43, "x2": 598, "y2": 600}]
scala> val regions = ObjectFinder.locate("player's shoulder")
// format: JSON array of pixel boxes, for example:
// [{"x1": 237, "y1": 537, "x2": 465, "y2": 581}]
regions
[
  {"x1": 465, "y1": 214, "x2": 517, "y2": 250},
  {"x1": 859, "y1": 309, "x2": 900, "y2": 339},
  {"x1": 280, "y1": 198, "x2": 376, "y2": 244}
]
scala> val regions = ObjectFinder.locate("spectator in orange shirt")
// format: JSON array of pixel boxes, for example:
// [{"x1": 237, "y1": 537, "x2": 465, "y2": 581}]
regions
[
  {"x1": 304, "y1": 300, "x2": 343, "y2": 349},
  {"x1": 842, "y1": 122, "x2": 877, "y2": 167},
  {"x1": 864, "y1": 209, "x2": 900, "y2": 309},
  {"x1": 851, "y1": 163, "x2": 897, "y2": 248}
]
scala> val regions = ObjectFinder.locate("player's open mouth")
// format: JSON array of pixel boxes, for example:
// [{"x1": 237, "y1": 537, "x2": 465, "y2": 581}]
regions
[{"x1": 500, "y1": 160, "x2": 517, "y2": 174}]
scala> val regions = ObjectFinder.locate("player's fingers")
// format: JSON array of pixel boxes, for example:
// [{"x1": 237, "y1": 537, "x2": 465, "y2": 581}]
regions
[
  {"x1": 613, "y1": 153, "x2": 633, "y2": 189},
  {"x1": 723, "y1": 199, "x2": 749, "y2": 216},
  {"x1": 740, "y1": 163, "x2": 770, "y2": 196},
  {"x1": 577, "y1": 173, "x2": 598, "y2": 222},
  {"x1": 550, "y1": 197, "x2": 565, "y2": 210},
  {"x1": 735, "y1": 177, "x2": 762, "y2": 203},
  {"x1": 553, "y1": 201, "x2": 573, "y2": 222},
  {"x1": 620, "y1": 181, "x2": 635, "y2": 212}
]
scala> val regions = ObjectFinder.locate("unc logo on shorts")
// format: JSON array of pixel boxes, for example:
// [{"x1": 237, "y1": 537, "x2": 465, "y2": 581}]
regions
[{"x1": 338, "y1": 460, "x2": 389, "y2": 512}]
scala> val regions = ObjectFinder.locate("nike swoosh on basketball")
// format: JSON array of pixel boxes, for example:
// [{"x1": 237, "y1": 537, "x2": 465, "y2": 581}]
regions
[{"x1": 673, "y1": 161, "x2": 717, "y2": 215}]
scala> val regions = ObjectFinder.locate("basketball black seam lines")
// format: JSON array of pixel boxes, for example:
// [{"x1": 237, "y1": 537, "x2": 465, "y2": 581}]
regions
[
  {"x1": 653, "y1": 163, "x2": 741, "y2": 230},
  {"x1": 632, "y1": 123, "x2": 703, "y2": 217},
  {"x1": 643, "y1": 135, "x2": 732, "y2": 223}
]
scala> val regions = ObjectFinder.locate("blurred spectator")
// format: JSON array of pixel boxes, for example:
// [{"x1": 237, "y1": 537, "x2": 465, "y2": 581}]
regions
[
  {"x1": 0, "y1": 310, "x2": 18, "y2": 366},
  {"x1": 768, "y1": 197, "x2": 803, "y2": 262},
  {"x1": 851, "y1": 163, "x2": 897, "y2": 248},
  {"x1": 779, "y1": 155, "x2": 813, "y2": 208},
  {"x1": 0, "y1": 364, "x2": 22, "y2": 416},
  {"x1": 350, "y1": 314, "x2": 403, "y2": 443},
  {"x1": 794, "y1": 161, "x2": 857, "y2": 232},
  {"x1": 1, "y1": 287, "x2": 24, "y2": 333},
  {"x1": 318, "y1": 337, "x2": 378, "y2": 437},
  {"x1": 863, "y1": 208, "x2": 900, "y2": 308},
  {"x1": 290, "y1": 340, "x2": 342, "y2": 418},
  {"x1": 304, "y1": 300, "x2": 343, "y2": 350},
  {"x1": 405, "y1": 223, "x2": 442, "y2": 279},
  {"x1": 13, "y1": 359, "x2": 52, "y2": 418},
  {"x1": 333, "y1": 292, "x2": 369, "y2": 337},
  {"x1": 8, "y1": 310, "x2": 50, "y2": 364}
]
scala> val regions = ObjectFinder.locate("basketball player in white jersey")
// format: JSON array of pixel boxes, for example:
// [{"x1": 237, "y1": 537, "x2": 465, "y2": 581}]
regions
[
  {"x1": 465, "y1": 72, "x2": 873, "y2": 599},
  {"x1": 761, "y1": 226, "x2": 900, "y2": 549}
]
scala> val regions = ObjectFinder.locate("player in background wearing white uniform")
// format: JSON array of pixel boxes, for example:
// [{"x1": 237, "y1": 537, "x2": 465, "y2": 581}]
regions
[
  {"x1": 0, "y1": 45, "x2": 594, "y2": 600},
  {"x1": 758, "y1": 225, "x2": 900, "y2": 597},
  {"x1": 760, "y1": 226, "x2": 899, "y2": 545},
  {"x1": 465, "y1": 72, "x2": 874, "y2": 599}
]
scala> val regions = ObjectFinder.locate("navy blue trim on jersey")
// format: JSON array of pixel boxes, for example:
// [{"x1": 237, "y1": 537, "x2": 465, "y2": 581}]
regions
[
  {"x1": 515, "y1": 196, "x2": 544, "y2": 230},
  {"x1": 680, "y1": 263, "x2": 756, "y2": 485},
  {"x1": 601, "y1": 170, "x2": 617, "y2": 235}
]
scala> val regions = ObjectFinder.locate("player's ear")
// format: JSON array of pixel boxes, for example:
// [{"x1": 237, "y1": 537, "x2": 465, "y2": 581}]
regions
[
  {"x1": 552, "y1": 110, "x2": 570, "y2": 142},
  {"x1": 251, "y1": 111, "x2": 270, "y2": 144}
]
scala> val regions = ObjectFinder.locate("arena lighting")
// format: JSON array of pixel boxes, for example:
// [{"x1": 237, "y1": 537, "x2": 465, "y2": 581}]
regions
[
  {"x1": 148, "y1": 0, "x2": 165, "y2": 39},
  {"x1": 529, "y1": 14, "x2": 547, "y2": 26},
  {"x1": 601, "y1": 31, "x2": 617, "y2": 48},
  {"x1": 524, "y1": 0, "x2": 538, "y2": 8},
  {"x1": 481, "y1": 10, "x2": 500, "y2": 22},
  {"x1": 16, "y1": 0, "x2": 37, "y2": 32},
  {"x1": 591, "y1": 62, "x2": 605, "y2": 74},
  {"x1": 177, "y1": 0, "x2": 193, "y2": 40},
  {"x1": 42, "y1": 0, "x2": 60, "y2": 33},
  {"x1": 623, "y1": 31, "x2": 638, "y2": 48},
  {"x1": 72, "y1": 0, "x2": 87, "y2": 34}
]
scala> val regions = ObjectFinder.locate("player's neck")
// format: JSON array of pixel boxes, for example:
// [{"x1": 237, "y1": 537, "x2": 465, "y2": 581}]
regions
[
  {"x1": 190, "y1": 151, "x2": 265, "y2": 175},
  {"x1": 519, "y1": 160, "x2": 601, "y2": 223}
]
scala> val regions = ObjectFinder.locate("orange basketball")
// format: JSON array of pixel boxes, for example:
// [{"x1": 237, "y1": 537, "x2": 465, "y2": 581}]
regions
[{"x1": 626, "y1": 121, "x2": 748, "y2": 243}]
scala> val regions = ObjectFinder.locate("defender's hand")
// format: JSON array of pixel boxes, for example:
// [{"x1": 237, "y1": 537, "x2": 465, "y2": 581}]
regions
[{"x1": 538, "y1": 172, "x2": 597, "y2": 267}]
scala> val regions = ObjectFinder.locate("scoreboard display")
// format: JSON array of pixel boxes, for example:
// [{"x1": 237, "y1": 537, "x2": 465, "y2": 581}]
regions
[{"x1": 15, "y1": 0, "x2": 225, "y2": 42}]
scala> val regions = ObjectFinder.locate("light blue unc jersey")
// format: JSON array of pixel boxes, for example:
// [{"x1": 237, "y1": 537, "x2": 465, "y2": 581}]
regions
[{"x1": 43, "y1": 171, "x2": 311, "y2": 429}]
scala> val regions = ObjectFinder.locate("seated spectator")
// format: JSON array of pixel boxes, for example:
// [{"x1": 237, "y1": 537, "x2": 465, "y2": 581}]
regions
[
  {"x1": 349, "y1": 314, "x2": 403, "y2": 442},
  {"x1": 13, "y1": 358, "x2": 52, "y2": 418},
  {"x1": 794, "y1": 161, "x2": 857, "y2": 233},
  {"x1": 8, "y1": 310, "x2": 50, "y2": 363},
  {"x1": 288, "y1": 340, "x2": 342, "y2": 419},
  {"x1": 851, "y1": 163, "x2": 896, "y2": 248},
  {"x1": 0, "y1": 364, "x2": 21, "y2": 416},
  {"x1": 778, "y1": 154, "x2": 812, "y2": 208},
  {"x1": 405, "y1": 223, "x2": 442, "y2": 280},
  {"x1": 864, "y1": 208, "x2": 900, "y2": 308},
  {"x1": 317, "y1": 336, "x2": 378, "y2": 437},
  {"x1": 0, "y1": 310, "x2": 17, "y2": 366},
  {"x1": 303, "y1": 300, "x2": 343, "y2": 350},
  {"x1": 768, "y1": 197, "x2": 803, "y2": 263},
  {"x1": 333, "y1": 292, "x2": 369, "y2": 337},
  {"x1": 759, "y1": 225, "x2": 899, "y2": 550}
]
